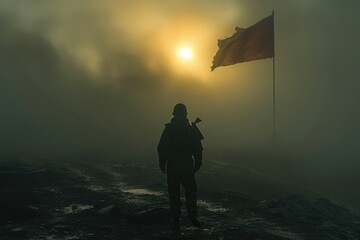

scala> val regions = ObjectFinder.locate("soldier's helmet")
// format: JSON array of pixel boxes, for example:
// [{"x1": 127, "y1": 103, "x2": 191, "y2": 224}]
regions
[{"x1": 173, "y1": 103, "x2": 187, "y2": 116}]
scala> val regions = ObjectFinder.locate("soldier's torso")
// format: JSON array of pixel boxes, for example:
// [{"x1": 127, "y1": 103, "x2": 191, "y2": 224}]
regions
[{"x1": 165, "y1": 123, "x2": 195, "y2": 173}]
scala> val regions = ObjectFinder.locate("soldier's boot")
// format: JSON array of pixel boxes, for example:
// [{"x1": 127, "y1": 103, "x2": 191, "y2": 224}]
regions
[
  {"x1": 188, "y1": 215, "x2": 202, "y2": 228},
  {"x1": 171, "y1": 218, "x2": 180, "y2": 234}
]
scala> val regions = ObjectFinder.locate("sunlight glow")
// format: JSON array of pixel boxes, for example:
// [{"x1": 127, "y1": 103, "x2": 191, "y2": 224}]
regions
[{"x1": 177, "y1": 47, "x2": 193, "y2": 60}]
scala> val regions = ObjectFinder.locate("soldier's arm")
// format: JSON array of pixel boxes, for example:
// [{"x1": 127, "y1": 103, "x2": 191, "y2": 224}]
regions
[{"x1": 157, "y1": 126, "x2": 170, "y2": 171}]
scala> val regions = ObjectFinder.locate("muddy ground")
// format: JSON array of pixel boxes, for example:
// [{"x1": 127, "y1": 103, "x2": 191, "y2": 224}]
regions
[{"x1": 1, "y1": 158, "x2": 359, "y2": 240}]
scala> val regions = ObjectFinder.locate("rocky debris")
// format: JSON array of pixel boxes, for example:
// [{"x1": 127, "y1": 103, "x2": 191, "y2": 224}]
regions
[
  {"x1": 97, "y1": 205, "x2": 123, "y2": 216},
  {"x1": 257, "y1": 195, "x2": 357, "y2": 225},
  {"x1": 128, "y1": 207, "x2": 171, "y2": 224},
  {"x1": 11, "y1": 227, "x2": 24, "y2": 233},
  {"x1": 1, "y1": 159, "x2": 359, "y2": 240}
]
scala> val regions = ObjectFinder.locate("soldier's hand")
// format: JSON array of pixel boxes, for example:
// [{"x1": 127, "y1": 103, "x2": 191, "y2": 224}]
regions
[
  {"x1": 194, "y1": 163, "x2": 202, "y2": 173},
  {"x1": 159, "y1": 164, "x2": 166, "y2": 174}
]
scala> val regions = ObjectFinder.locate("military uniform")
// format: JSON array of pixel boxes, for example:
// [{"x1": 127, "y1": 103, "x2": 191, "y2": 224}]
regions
[{"x1": 157, "y1": 104, "x2": 203, "y2": 223}]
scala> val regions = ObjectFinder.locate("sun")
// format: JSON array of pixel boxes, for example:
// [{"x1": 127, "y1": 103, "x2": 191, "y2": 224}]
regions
[{"x1": 177, "y1": 47, "x2": 193, "y2": 60}]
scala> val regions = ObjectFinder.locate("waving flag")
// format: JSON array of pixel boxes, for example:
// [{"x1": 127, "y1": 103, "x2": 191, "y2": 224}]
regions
[{"x1": 211, "y1": 14, "x2": 274, "y2": 71}]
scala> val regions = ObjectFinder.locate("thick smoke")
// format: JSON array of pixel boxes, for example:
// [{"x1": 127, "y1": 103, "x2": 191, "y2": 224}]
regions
[{"x1": 1, "y1": 0, "x2": 360, "y2": 207}]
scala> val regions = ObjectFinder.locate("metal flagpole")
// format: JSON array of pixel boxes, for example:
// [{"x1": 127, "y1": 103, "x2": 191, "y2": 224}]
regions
[{"x1": 272, "y1": 10, "x2": 276, "y2": 137}]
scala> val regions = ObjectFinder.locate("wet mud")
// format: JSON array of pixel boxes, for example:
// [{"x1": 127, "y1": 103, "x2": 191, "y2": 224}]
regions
[{"x1": 1, "y1": 158, "x2": 359, "y2": 240}]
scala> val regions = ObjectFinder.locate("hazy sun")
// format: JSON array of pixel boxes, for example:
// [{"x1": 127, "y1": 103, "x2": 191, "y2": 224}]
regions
[{"x1": 177, "y1": 47, "x2": 193, "y2": 60}]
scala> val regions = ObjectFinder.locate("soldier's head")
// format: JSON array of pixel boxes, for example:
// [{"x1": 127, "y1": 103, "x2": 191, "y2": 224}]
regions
[{"x1": 173, "y1": 103, "x2": 187, "y2": 117}]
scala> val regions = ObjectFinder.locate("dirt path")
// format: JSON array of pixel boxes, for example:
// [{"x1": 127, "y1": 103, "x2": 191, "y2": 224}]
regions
[
  {"x1": 64, "y1": 161, "x2": 311, "y2": 240},
  {"x1": 1, "y1": 159, "x2": 359, "y2": 239}
]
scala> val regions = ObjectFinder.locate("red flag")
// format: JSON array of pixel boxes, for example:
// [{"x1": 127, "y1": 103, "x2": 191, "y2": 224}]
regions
[{"x1": 211, "y1": 14, "x2": 274, "y2": 71}]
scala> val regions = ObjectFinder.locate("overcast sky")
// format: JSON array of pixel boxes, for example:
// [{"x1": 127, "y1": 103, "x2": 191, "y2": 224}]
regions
[{"x1": 0, "y1": 0, "x2": 359, "y2": 169}]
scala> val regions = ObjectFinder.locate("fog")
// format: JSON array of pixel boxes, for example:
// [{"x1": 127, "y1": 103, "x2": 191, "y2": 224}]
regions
[{"x1": 1, "y1": 1, "x2": 360, "y2": 208}]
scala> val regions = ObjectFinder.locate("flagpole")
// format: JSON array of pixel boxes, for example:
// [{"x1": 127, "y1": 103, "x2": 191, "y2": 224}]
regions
[
  {"x1": 272, "y1": 10, "x2": 276, "y2": 137},
  {"x1": 211, "y1": 12, "x2": 277, "y2": 137}
]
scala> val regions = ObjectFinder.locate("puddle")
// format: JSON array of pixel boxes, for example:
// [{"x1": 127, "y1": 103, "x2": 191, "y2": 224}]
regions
[
  {"x1": 99, "y1": 166, "x2": 123, "y2": 179},
  {"x1": 60, "y1": 204, "x2": 94, "y2": 214},
  {"x1": 45, "y1": 235, "x2": 79, "y2": 240},
  {"x1": 125, "y1": 198, "x2": 149, "y2": 204},
  {"x1": 112, "y1": 164, "x2": 123, "y2": 167},
  {"x1": 198, "y1": 200, "x2": 230, "y2": 213},
  {"x1": 122, "y1": 188, "x2": 163, "y2": 196},
  {"x1": 86, "y1": 185, "x2": 109, "y2": 193}
]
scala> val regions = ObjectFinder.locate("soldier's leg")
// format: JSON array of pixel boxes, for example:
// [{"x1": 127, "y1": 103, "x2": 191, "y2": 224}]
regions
[
  {"x1": 181, "y1": 173, "x2": 198, "y2": 217},
  {"x1": 167, "y1": 173, "x2": 181, "y2": 219}
]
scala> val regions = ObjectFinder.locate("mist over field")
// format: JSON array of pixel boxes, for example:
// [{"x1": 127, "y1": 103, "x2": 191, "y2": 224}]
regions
[{"x1": 1, "y1": 0, "x2": 360, "y2": 210}]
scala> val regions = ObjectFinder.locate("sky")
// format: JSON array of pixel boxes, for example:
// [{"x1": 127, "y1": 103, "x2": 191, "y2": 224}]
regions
[{"x1": 0, "y1": 0, "x2": 360, "y2": 183}]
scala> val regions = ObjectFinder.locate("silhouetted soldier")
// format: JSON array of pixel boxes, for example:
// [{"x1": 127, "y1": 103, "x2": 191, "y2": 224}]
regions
[{"x1": 157, "y1": 103, "x2": 203, "y2": 233}]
